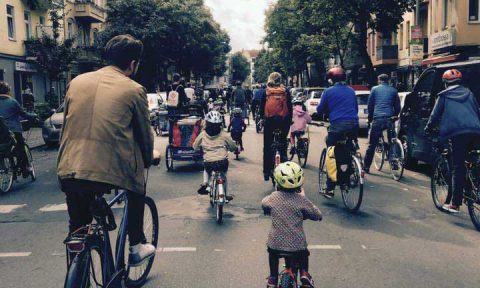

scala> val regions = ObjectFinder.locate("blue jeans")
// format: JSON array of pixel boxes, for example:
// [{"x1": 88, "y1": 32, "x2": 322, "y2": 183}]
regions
[{"x1": 364, "y1": 117, "x2": 396, "y2": 170}]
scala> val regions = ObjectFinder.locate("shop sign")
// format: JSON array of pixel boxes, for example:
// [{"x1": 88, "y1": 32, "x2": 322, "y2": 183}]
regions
[
  {"x1": 410, "y1": 44, "x2": 424, "y2": 60},
  {"x1": 15, "y1": 62, "x2": 37, "y2": 72},
  {"x1": 431, "y1": 29, "x2": 456, "y2": 50}
]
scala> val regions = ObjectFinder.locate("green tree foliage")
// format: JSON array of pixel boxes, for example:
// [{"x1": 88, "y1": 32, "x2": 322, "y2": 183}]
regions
[
  {"x1": 253, "y1": 49, "x2": 284, "y2": 83},
  {"x1": 99, "y1": 0, "x2": 231, "y2": 90},
  {"x1": 230, "y1": 52, "x2": 250, "y2": 83}
]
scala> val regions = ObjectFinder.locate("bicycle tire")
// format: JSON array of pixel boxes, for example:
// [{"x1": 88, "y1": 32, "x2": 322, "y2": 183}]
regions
[
  {"x1": 341, "y1": 155, "x2": 364, "y2": 212},
  {"x1": 165, "y1": 146, "x2": 174, "y2": 171},
  {"x1": 64, "y1": 242, "x2": 104, "y2": 288},
  {"x1": 298, "y1": 139, "x2": 309, "y2": 168},
  {"x1": 373, "y1": 137, "x2": 385, "y2": 171},
  {"x1": 0, "y1": 156, "x2": 14, "y2": 193},
  {"x1": 122, "y1": 196, "x2": 159, "y2": 288},
  {"x1": 25, "y1": 145, "x2": 36, "y2": 181},
  {"x1": 279, "y1": 271, "x2": 295, "y2": 288},
  {"x1": 390, "y1": 139, "x2": 405, "y2": 181},
  {"x1": 318, "y1": 148, "x2": 327, "y2": 194},
  {"x1": 431, "y1": 157, "x2": 451, "y2": 211}
]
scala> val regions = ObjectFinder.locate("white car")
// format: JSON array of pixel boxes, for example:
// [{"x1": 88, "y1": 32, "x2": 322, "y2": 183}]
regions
[
  {"x1": 304, "y1": 89, "x2": 325, "y2": 118},
  {"x1": 356, "y1": 91, "x2": 370, "y2": 130}
]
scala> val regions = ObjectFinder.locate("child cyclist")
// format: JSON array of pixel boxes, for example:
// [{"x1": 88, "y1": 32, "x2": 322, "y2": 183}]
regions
[
  {"x1": 290, "y1": 97, "x2": 311, "y2": 155},
  {"x1": 194, "y1": 111, "x2": 237, "y2": 198},
  {"x1": 228, "y1": 107, "x2": 247, "y2": 151},
  {"x1": 262, "y1": 161, "x2": 322, "y2": 288}
]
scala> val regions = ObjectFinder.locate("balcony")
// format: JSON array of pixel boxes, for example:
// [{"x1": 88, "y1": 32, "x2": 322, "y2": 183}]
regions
[
  {"x1": 73, "y1": 0, "x2": 106, "y2": 23},
  {"x1": 374, "y1": 45, "x2": 399, "y2": 66}
]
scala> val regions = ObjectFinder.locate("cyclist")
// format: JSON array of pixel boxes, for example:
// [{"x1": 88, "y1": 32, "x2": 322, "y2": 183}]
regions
[
  {"x1": 260, "y1": 72, "x2": 293, "y2": 181},
  {"x1": 290, "y1": 97, "x2": 311, "y2": 155},
  {"x1": 233, "y1": 81, "x2": 247, "y2": 116},
  {"x1": 251, "y1": 84, "x2": 264, "y2": 119},
  {"x1": 316, "y1": 67, "x2": 359, "y2": 198},
  {"x1": 57, "y1": 35, "x2": 157, "y2": 266},
  {"x1": 425, "y1": 69, "x2": 480, "y2": 213},
  {"x1": 194, "y1": 110, "x2": 237, "y2": 197},
  {"x1": 228, "y1": 107, "x2": 247, "y2": 151},
  {"x1": 0, "y1": 81, "x2": 36, "y2": 177},
  {"x1": 191, "y1": 87, "x2": 208, "y2": 115},
  {"x1": 262, "y1": 161, "x2": 322, "y2": 288},
  {"x1": 363, "y1": 74, "x2": 401, "y2": 173}
]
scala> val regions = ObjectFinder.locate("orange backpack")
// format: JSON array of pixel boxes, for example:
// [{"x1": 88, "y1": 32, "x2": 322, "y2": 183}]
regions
[{"x1": 264, "y1": 87, "x2": 289, "y2": 118}]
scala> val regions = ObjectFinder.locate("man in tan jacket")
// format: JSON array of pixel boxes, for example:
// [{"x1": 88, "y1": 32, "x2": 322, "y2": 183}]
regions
[{"x1": 57, "y1": 35, "x2": 155, "y2": 265}]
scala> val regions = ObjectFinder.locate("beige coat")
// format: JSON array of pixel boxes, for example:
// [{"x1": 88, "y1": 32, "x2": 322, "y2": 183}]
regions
[
  {"x1": 57, "y1": 66, "x2": 153, "y2": 194},
  {"x1": 193, "y1": 131, "x2": 237, "y2": 163}
]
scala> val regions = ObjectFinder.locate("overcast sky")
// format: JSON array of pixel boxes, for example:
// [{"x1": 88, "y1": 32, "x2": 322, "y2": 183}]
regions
[{"x1": 204, "y1": 0, "x2": 277, "y2": 52}]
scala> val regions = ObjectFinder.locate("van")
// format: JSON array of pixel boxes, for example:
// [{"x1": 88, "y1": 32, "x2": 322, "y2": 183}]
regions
[{"x1": 398, "y1": 59, "x2": 480, "y2": 166}]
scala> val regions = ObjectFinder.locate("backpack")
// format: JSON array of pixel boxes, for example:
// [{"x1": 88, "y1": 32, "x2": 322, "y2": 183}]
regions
[
  {"x1": 0, "y1": 117, "x2": 15, "y2": 154},
  {"x1": 264, "y1": 87, "x2": 289, "y2": 118},
  {"x1": 233, "y1": 88, "x2": 246, "y2": 106},
  {"x1": 167, "y1": 85, "x2": 181, "y2": 108},
  {"x1": 326, "y1": 146, "x2": 337, "y2": 182}
]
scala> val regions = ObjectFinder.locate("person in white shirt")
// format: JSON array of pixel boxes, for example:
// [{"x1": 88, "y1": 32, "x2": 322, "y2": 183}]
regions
[{"x1": 184, "y1": 83, "x2": 195, "y2": 102}]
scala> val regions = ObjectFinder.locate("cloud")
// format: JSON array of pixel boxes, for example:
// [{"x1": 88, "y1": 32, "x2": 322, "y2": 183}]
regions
[{"x1": 205, "y1": 0, "x2": 277, "y2": 52}]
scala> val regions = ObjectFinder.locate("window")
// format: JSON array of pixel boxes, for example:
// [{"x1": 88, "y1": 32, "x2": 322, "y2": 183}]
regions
[
  {"x1": 470, "y1": 0, "x2": 480, "y2": 22},
  {"x1": 39, "y1": 16, "x2": 45, "y2": 26},
  {"x1": 443, "y1": 0, "x2": 448, "y2": 28},
  {"x1": 399, "y1": 24, "x2": 404, "y2": 50},
  {"x1": 392, "y1": 32, "x2": 398, "y2": 46},
  {"x1": 7, "y1": 5, "x2": 15, "y2": 40},
  {"x1": 406, "y1": 21, "x2": 411, "y2": 45},
  {"x1": 67, "y1": 19, "x2": 74, "y2": 39},
  {"x1": 24, "y1": 11, "x2": 31, "y2": 39}
]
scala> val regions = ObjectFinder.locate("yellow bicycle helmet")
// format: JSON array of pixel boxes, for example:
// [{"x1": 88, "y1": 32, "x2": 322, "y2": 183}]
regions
[{"x1": 273, "y1": 161, "x2": 305, "y2": 189}]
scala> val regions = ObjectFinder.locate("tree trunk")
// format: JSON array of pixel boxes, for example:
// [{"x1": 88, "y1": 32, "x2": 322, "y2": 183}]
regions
[{"x1": 356, "y1": 20, "x2": 375, "y2": 86}]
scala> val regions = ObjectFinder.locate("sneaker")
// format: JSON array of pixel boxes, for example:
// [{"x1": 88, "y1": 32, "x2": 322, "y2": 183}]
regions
[
  {"x1": 266, "y1": 276, "x2": 278, "y2": 288},
  {"x1": 300, "y1": 272, "x2": 315, "y2": 287},
  {"x1": 442, "y1": 204, "x2": 460, "y2": 214},
  {"x1": 225, "y1": 195, "x2": 234, "y2": 201},
  {"x1": 323, "y1": 190, "x2": 335, "y2": 199},
  {"x1": 264, "y1": 174, "x2": 270, "y2": 181},
  {"x1": 197, "y1": 184, "x2": 209, "y2": 195},
  {"x1": 128, "y1": 243, "x2": 156, "y2": 267}
]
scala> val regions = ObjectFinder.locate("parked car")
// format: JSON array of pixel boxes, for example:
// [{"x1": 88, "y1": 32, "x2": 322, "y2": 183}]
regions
[
  {"x1": 398, "y1": 59, "x2": 480, "y2": 166},
  {"x1": 356, "y1": 91, "x2": 370, "y2": 130},
  {"x1": 42, "y1": 104, "x2": 64, "y2": 146},
  {"x1": 395, "y1": 92, "x2": 409, "y2": 134},
  {"x1": 305, "y1": 89, "x2": 325, "y2": 118}
]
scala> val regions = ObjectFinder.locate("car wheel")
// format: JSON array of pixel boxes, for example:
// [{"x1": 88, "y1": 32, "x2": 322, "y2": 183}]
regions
[{"x1": 401, "y1": 134, "x2": 417, "y2": 168}]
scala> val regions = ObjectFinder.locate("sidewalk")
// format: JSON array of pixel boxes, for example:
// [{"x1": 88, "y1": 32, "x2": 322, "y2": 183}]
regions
[{"x1": 25, "y1": 128, "x2": 45, "y2": 149}]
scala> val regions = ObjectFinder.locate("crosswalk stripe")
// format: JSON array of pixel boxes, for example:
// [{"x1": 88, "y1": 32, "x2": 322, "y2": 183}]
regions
[
  {"x1": 0, "y1": 252, "x2": 31, "y2": 257},
  {"x1": 38, "y1": 203, "x2": 68, "y2": 212},
  {"x1": 308, "y1": 245, "x2": 342, "y2": 250},
  {"x1": 157, "y1": 247, "x2": 197, "y2": 252},
  {"x1": 0, "y1": 204, "x2": 26, "y2": 214}
]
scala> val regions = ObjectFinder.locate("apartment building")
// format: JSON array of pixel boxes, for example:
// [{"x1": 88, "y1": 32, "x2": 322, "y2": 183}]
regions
[{"x1": 0, "y1": 0, "x2": 49, "y2": 104}]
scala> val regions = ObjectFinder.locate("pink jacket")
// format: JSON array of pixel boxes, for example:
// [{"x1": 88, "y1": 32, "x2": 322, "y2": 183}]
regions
[{"x1": 290, "y1": 105, "x2": 312, "y2": 133}]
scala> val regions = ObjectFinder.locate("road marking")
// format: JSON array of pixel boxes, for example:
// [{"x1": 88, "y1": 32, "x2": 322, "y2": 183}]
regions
[
  {"x1": 308, "y1": 245, "x2": 342, "y2": 250},
  {"x1": 361, "y1": 245, "x2": 367, "y2": 250},
  {"x1": 0, "y1": 204, "x2": 26, "y2": 214},
  {"x1": 38, "y1": 203, "x2": 67, "y2": 212},
  {"x1": 0, "y1": 252, "x2": 31, "y2": 257},
  {"x1": 157, "y1": 247, "x2": 197, "y2": 252},
  {"x1": 214, "y1": 249, "x2": 225, "y2": 252}
]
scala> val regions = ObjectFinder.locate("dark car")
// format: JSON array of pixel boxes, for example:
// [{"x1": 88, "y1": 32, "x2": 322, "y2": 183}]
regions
[{"x1": 398, "y1": 59, "x2": 480, "y2": 166}]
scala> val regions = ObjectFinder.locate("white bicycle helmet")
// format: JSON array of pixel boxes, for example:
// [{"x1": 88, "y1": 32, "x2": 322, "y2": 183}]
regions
[
  {"x1": 273, "y1": 161, "x2": 305, "y2": 189},
  {"x1": 205, "y1": 111, "x2": 223, "y2": 124}
]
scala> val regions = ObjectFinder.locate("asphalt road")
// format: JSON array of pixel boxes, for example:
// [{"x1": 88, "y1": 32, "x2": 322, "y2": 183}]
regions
[{"x1": 1, "y1": 120, "x2": 479, "y2": 288}]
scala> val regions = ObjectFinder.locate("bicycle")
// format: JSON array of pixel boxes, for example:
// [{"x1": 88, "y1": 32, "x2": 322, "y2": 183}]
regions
[
  {"x1": 276, "y1": 253, "x2": 310, "y2": 288},
  {"x1": 372, "y1": 117, "x2": 405, "y2": 181},
  {"x1": 271, "y1": 129, "x2": 287, "y2": 188},
  {"x1": 64, "y1": 168, "x2": 159, "y2": 287},
  {"x1": 207, "y1": 170, "x2": 230, "y2": 224},
  {"x1": 430, "y1": 136, "x2": 480, "y2": 231},
  {"x1": 255, "y1": 106, "x2": 264, "y2": 134},
  {"x1": 288, "y1": 127, "x2": 310, "y2": 168},
  {"x1": 0, "y1": 120, "x2": 36, "y2": 194},
  {"x1": 317, "y1": 122, "x2": 365, "y2": 212}
]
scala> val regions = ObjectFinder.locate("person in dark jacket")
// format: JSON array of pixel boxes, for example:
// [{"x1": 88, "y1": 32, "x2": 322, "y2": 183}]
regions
[
  {"x1": 363, "y1": 74, "x2": 401, "y2": 173},
  {"x1": 260, "y1": 73, "x2": 293, "y2": 181},
  {"x1": 0, "y1": 81, "x2": 35, "y2": 177},
  {"x1": 425, "y1": 69, "x2": 480, "y2": 213},
  {"x1": 191, "y1": 87, "x2": 208, "y2": 115},
  {"x1": 166, "y1": 73, "x2": 189, "y2": 114},
  {"x1": 316, "y1": 67, "x2": 359, "y2": 198}
]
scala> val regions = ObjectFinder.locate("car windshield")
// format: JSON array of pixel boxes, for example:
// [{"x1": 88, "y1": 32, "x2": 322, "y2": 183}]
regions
[
  {"x1": 357, "y1": 94, "x2": 369, "y2": 105},
  {"x1": 311, "y1": 90, "x2": 323, "y2": 99}
]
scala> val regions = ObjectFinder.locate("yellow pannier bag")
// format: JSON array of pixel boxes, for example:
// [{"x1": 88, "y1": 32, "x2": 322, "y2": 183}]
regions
[{"x1": 326, "y1": 146, "x2": 337, "y2": 183}]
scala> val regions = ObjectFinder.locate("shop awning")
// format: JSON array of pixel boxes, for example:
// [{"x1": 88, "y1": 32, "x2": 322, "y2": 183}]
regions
[{"x1": 422, "y1": 54, "x2": 460, "y2": 66}]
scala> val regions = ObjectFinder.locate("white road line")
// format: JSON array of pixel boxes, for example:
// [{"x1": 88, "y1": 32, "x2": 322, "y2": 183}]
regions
[
  {"x1": 214, "y1": 249, "x2": 225, "y2": 252},
  {"x1": 361, "y1": 245, "x2": 367, "y2": 250},
  {"x1": 308, "y1": 245, "x2": 342, "y2": 250},
  {"x1": 0, "y1": 204, "x2": 26, "y2": 214},
  {"x1": 38, "y1": 203, "x2": 67, "y2": 212},
  {"x1": 0, "y1": 252, "x2": 31, "y2": 257},
  {"x1": 157, "y1": 247, "x2": 197, "y2": 252}
]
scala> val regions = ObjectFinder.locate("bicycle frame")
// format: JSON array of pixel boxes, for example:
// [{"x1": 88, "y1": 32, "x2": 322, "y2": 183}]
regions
[{"x1": 211, "y1": 171, "x2": 226, "y2": 206}]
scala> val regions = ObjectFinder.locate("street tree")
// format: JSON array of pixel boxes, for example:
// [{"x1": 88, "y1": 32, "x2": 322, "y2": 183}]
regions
[
  {"x1": 253, "y1": 49, "x2": 284, "y2": 83},
  {"x1": 230, "y1": 52, "x2": 250, "y2": 83}
]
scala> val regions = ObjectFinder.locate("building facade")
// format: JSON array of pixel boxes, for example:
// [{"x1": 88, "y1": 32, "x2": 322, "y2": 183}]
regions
[{"x1": 0, "y1": 0, "x2": 50, "y2": 104}]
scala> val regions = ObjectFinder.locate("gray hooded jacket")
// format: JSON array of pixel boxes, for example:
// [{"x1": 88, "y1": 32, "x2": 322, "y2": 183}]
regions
[{"x1": 426, "y1": 85, "x2": 480, "y2": 140}]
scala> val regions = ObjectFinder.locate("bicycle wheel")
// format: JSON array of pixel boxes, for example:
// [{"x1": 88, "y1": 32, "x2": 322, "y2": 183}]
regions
[
  {"x1": 318, "y1": 148, "x2": 327, "y2": 194},
  {"x1": 279, "y1": 270, "x2": 295, "y2": 288},
  {"x1": 297, "y1": 139, "x2": 309, "y2": 168},
  {"x1": 467, "y1": 195, "x2": 480, "y2": 232},
  {"x1": 431, "y1": 157, "x2": 451, "y2": 211},
  {"x1": 215, "y1": 181, "x2": 224, "y2": 224},
  {"x1": 0, "y1": 156, "x2": 13, "y2": 193},
  {"x1": 165, "y1": 146, "x2": 174, "y2": 171},
  {"x1": 373, "y1": 137, "x2": 385, "y2": 171},
  {"x1": 123, "y1": 196, "x2": 159, "y2": 287},
  {"x1": 389, "y1": 139, "x2": 405, "y2": 181},
  {"x1": 288, "y1": 141, "x2": 295, "y2": 161},
  {"x1": 64, "y1": 241, "x2": 104, "y2": 288},
  {"x1": 341, "y1": 155, "x2": 364, "y2": 212},
  {"x1": 25, "y1": 145, "x2": 36, "y2": 181}
]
